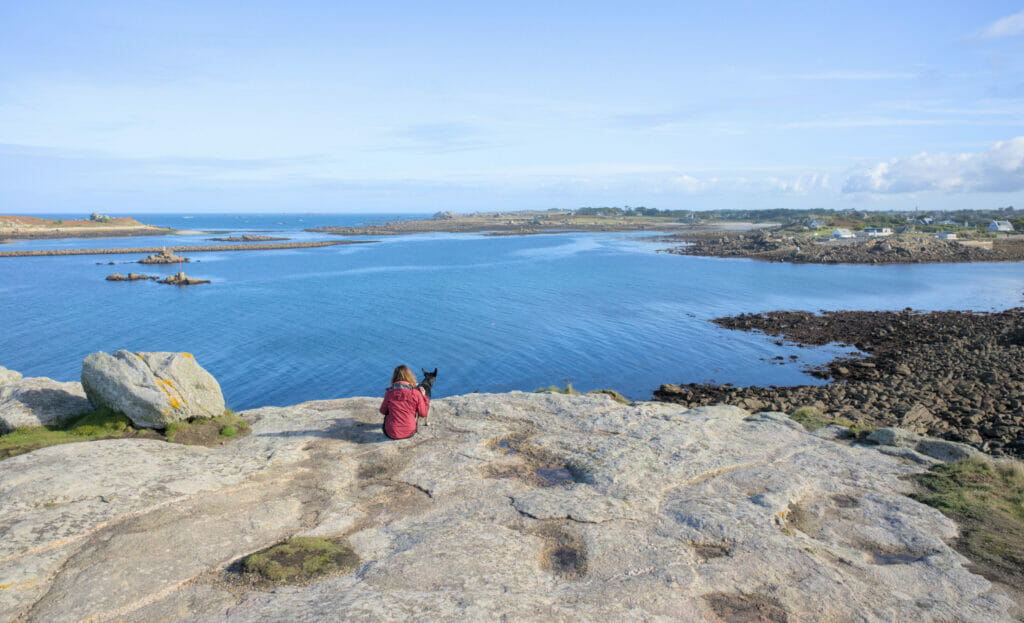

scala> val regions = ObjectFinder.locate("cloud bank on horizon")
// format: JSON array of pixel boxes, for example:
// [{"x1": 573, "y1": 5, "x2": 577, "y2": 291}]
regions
[{"x1": 1, "y1": 2, "x2": 1022, "y2": 213}]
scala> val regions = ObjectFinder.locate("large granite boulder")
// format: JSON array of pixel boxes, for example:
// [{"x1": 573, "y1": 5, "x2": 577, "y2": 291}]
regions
[
  {"x1": 0, "y1": 374, "x2": 92, "y2": 433},
  {"x1": 81, "y1": 350, "x2": 225, "y2": 429},
  {"x1": 0, "y1": 393, "x2": 1016, "y2": 622}
]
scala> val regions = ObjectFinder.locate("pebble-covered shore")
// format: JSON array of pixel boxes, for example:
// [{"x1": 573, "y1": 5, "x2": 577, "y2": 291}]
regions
[
  {"x1": 661, "y1": 230, "x2": 1024, "y2": 264},
  {"x1": 655, "y1": 308, "x2": 1024, "y2": 458}
]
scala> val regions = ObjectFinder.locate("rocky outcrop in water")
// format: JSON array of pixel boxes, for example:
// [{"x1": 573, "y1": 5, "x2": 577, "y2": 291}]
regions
[
  {"x1": 158, "y1": 272, "x2": 210, "y2": 285},
  {"x1": 139, "y1": 248, "x2": 188, "y2": 264},
  {"x1": 0, "y1": 393, "x2": 1016, "y2": 621},
  {"x1": 0, "y1": 368, "x2": 91, "y2": 433},
  {"x1": 81, "y1": 351, "x2": 225, "y2": 429},
  {"x1": 105, "y1": 273, "x2": 157, "y2": 281}
]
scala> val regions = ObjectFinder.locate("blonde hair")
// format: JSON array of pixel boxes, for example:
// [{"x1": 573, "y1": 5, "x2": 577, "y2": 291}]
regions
[{"x1": 391, "y1": 365, "x2": 417, "y2": 386}]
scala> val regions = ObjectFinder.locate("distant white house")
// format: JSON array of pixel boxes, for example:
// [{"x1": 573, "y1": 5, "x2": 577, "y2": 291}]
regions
[
  {"x1": 938, "y1": 219, "x2": 958, "y2": 226},
  {"x1": 809, "y1": 219, "x2": 826, "y2": 229},
  {"x1": 934, "y1": 231, "x2": 957, "y2": 240},
  {"x1": 989, "y1": 220, "x2": 1015, "y2": 232},
  {"x1": 918, "y1": 216, "x2": 934, "y2": 225},
  {"x1": 831, "y1": 228, "x2": 854, "y2": 239},
  {"x1": 862, "y1": 227, "x2": 893, "y2": 237}
]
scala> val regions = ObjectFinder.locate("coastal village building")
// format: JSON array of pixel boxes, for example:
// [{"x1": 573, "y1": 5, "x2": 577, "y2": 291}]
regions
[
  {"x1": 934, "y1": 231, "x2": 957, "y2": 240},
  {"x1": 861, "y1": 227, "x2": 893, "y2": 237},
  {"x1": 989, "y1": 220, "x2": 1015, "y2": 232},
  {"x1": 809, "y1": 219, "x2": 826, "y2": 229},
  {"x1": 831, "y1": 228, "x2": 854, "y2": 239}
]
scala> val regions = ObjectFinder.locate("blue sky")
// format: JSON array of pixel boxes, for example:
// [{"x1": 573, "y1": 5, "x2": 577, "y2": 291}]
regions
[{"x1": 2, "y1": 1, "x2": 1023, "y2": 214}]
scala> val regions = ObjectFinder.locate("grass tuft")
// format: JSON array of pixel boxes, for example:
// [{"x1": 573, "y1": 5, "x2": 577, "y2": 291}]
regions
[
  {"x1": 911, "y1": 457, "x2": 1024, "y2": 587},
  {"x1": 588, "y1": 389, "x2": 631, "y2": 404},
  {"x1": 788, "y1": 406, "x2": 873, "y2": 438},
  {"x1": 164, "y1": 410, "x2": 249, "y2": 445},
  {"x1": 0, "y1": 407, "x2": 133, "y2": 460}
]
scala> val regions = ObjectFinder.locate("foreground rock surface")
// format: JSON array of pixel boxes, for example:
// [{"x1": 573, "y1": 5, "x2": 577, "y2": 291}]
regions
[
  {"x1": 81, "y1": 350, "x2": 225, "y2": 428},
  {"x1": 0, "y1": 393, "x2": 1014, "y2": 622},
  {"x1": 0, "y1": 372, "x2": 92, "y2": 433}
]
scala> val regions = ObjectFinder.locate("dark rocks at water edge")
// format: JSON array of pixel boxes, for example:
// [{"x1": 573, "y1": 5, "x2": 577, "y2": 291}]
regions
[
  {"x1": 207, "y1": 234, "x2": 288, "y2": 242},
  {"x1": 106, "y1": 273, "x2": 158, "y2": 281},
  {"x1": 660, "y1": 230, "x2": 1024, "y2": 264},
  {"x1": 654, "y1": 308, "x2": 1024, "y2": 457},
  {"x1": 159, "y1": 272, "x2": 210, "y2": 286},
  {"x1": 139, "y1": 248, "x2": 188, "y2": 264}
]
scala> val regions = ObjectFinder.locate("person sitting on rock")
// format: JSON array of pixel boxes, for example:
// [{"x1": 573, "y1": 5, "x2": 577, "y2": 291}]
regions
[{"x1": 380, "y1": 365, "x2": 429, "y2": 439}]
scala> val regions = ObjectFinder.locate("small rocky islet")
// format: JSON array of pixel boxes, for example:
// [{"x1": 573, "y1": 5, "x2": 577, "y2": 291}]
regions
[
  {"x1": 1, "y1": 351, "x2": 1023, "y2": 621},
  {"x1": 138, "y1": 248, "x2": 189, "y2": 264}
]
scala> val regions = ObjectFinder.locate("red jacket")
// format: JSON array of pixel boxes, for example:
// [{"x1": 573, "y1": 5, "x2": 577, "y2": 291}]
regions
[{"x1": 380, "y1": 382, "x2": 429, "y2": 439}]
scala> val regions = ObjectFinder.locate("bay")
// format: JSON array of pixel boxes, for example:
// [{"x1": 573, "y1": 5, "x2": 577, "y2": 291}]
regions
[{"x1": 1, "y1": 213, "x2": 1022, "y2": 410}]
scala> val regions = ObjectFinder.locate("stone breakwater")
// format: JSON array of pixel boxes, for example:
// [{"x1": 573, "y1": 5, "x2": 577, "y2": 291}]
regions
[
  {"x1": 0, "y1": 240, "x2": 372, "y2": 258},
  {"x1": 0, "y1": 392, "x2": 1016, "y2": 622},
  {"x1": 660, "y1": 230, "x2": 1024, "y2": 264},
  {"x1": 655, "y1": 308, "x2": 1024, "y2": 458}
]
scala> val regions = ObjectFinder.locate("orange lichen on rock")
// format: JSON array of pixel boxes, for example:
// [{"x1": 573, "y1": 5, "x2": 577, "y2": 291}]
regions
[{"x1": 155, "y1": 378, "x2": 185, "y2": 410}]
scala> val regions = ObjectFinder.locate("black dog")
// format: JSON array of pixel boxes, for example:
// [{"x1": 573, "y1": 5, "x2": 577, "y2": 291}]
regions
[{"x1": 419, "y1": 368, "x2": 438, "y2": 399}]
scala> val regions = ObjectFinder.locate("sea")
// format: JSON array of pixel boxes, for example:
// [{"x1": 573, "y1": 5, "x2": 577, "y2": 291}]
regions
[{"x1": 2, "y1": 213, "x2": 1022, "y2": 410}]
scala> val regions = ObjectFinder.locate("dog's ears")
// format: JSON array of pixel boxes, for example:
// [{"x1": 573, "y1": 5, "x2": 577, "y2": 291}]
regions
[
  {"x1": 431, "y1": 368, "x2": 437, "y2": 375},
  {"x1": 422, "y1": 368, "x2": 438, "y2": 376}
]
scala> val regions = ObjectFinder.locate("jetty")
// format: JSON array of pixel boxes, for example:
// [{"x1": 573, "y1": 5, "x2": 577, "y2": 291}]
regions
[{"x1": 0, "y1": 240, "x2": 372, "y2": 258}]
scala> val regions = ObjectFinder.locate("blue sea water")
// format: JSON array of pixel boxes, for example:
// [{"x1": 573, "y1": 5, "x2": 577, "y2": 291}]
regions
[{"x1": 2, "y1": 213, "x2": 1022, "y2": 410}]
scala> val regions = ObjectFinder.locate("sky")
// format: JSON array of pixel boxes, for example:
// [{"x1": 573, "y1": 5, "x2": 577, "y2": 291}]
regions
[{"x1": 1, "y1": 1, "x2": 1023, "y2": 214}]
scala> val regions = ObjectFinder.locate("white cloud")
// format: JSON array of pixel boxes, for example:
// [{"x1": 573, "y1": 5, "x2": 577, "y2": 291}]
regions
[
  {"x1": 842, "y1": 137, "x2": 1024, "y2": 194},
  {"x1": 980, "y1": 9, "x2": 1024, "y2": 39}
]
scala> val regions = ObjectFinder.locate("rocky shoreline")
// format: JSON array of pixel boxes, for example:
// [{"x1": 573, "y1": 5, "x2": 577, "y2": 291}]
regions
[
  {"x1": 661, "y1": 230, "x2": 1024, "y2": 264},
  {"x1": 0, "y1": 240, "x2": 371, "y2": 258},
  {"x1": 654, "y1": 308, "x2": 1024, "y2": 457}
]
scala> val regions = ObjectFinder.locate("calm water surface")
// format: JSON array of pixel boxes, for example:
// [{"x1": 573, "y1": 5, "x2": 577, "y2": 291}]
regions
[{"x1": 2, "y1": 213, "x2": 1022, "y2": 409}]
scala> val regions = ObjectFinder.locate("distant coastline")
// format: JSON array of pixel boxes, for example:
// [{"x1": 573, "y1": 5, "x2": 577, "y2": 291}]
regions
[
  {"x1": 0, "y1": 214, "x2": 175, "y2": 240},
  {"x1": 306, "y1": 209, "x2": 770, "y2": 237}
]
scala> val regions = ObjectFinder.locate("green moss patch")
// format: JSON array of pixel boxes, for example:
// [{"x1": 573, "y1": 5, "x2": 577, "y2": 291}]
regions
[
  {"x1": 788, "y1": 406, "x2": 873, "y2": 439},
  {"x1": 588, "y1": 389, "x2": 631, "y2": 404},
  {"x1": 241, "y1": 537, "x2": 360, "y2": 584},
  {"x1": 164, "y1": 410, "x2": 249, "y2": 446},
  {"x1": 0, "y1": 407, "x2": 136, "y2": 460},
  {"x1": 911, "y1": 457, "x2": 1024, "y2": 597},
  {"x1": 1, "y1": 408, "x2": 250, "y2": 461}
]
